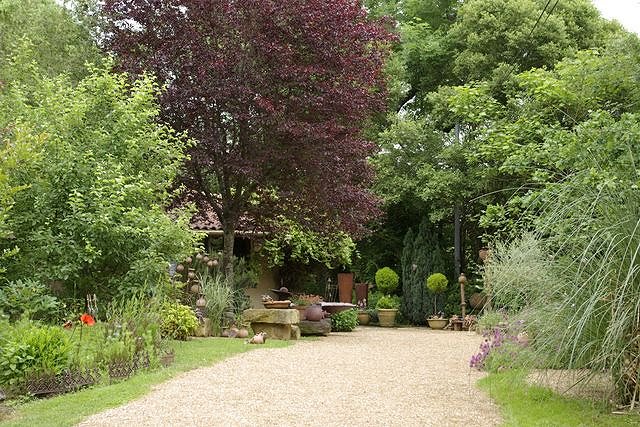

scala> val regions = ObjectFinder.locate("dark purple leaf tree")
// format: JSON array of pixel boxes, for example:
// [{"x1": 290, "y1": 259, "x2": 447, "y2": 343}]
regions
[{"x1": 102, "y1": 0, "x2": 393, "y2": 277}]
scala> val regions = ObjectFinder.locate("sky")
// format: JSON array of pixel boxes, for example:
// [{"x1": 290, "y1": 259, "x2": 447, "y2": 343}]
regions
[{"x1": 592, "y1": 0, "x2": 640, "y2": 35}]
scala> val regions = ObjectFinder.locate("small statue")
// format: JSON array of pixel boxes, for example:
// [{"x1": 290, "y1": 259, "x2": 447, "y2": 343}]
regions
[{"x1": 248, "y1": 331, "x2": 267, "y2": 344}]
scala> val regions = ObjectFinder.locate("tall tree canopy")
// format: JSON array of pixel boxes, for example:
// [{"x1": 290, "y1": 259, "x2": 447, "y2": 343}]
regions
[
  {"x1": 0, "y1": 0, "x2": 100, "y2": 82},
  {"x1": 357, "y1": 0, "x2": 620, "y2": 282},
  {"x1": 102, "y1": 0, "x2": 394, "y2": 277}
]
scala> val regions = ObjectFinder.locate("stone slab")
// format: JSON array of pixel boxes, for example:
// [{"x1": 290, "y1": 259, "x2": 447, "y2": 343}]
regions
[
  {"x1": 299, "y1": 319, "x2": 331, "y2": 336},
  {"x1": 291, "y1": 325, "x2": 301, "y2": 340},
  {"x1": 243, "y1": 308, "x2": 299, "y2": 324}
]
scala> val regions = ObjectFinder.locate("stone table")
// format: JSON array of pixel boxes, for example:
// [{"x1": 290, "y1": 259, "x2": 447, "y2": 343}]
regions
[{"x1": 242, "y1": 308, "x2": 300, "y2": 340}]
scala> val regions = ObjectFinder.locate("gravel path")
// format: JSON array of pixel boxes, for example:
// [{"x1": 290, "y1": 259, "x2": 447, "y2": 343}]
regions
[{"x1": 78, "y1": 327, "x2": 501, "y2": 427}]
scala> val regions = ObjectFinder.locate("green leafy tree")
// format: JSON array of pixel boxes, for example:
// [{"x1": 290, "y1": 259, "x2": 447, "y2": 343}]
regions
[
  {"x1": 0, "y1": 0, "x2": 100, "y2": 82},
  {"x1": 375, "y1": 267, "x2": 399, "y2": 295},
  {"x1": 0, "y1": 59, "x2": 197, "y2": 300},
  {"x1": 260, "y1": 219, "x2": 356, "y2": 269},
  {"x1": 369, "y1": 0, "x2": 624, "y2": 277}
]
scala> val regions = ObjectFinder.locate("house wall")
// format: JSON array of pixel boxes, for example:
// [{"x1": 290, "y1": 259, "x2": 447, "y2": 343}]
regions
[{"x1": 245, "y1": 258, "x2": 279, "y2": 308}]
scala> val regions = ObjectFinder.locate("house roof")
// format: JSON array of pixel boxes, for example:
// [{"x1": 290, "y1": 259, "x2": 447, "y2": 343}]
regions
[
  {"x1": 190, "y1": 208, "x2": 223, "y2": 231},
  {"x1": 189, "y1": 207, "x2": 265, "y2": 237}
]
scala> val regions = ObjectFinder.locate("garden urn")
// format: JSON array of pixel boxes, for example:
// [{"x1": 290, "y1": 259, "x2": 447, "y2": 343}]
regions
[{"x1": 305, "y1": 304, "x2": 324, "y2": 321}]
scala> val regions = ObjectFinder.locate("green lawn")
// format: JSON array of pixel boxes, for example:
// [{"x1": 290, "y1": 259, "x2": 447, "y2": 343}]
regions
[
  {"x1": 479, "y1": 370, "x2": 639, "y2": 426},
  {"x1": 0, "y1": 338, "x2": 291, "y2": 427}
]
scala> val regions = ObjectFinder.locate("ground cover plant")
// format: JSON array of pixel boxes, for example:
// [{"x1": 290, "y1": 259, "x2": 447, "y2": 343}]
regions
[{"x1": 0, "y1": 338, "x2": 291, "y2": 427}]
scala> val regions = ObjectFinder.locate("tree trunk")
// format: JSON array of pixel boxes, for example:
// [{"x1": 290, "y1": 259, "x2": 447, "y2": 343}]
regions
[
  {"x1": 454, "y1": 204, "x2": 461, "y2": 279},
  {"x1": 222, "y1": 221, "x2": 235, "y2": 283},
  {"x1": 454, "y1": 123, "x2": 462, "y2": 280}
]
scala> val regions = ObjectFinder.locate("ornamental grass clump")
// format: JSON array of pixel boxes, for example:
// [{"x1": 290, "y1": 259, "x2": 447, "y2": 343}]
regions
[{"x1": 485, "y1": 157, "x2": 640, "y2": 405}]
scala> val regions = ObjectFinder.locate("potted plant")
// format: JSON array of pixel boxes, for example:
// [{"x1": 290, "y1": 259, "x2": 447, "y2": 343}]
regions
[
  {"x1": 376, "y1": 295, "x2": 400, "y2": 327},
  {"x1": 292, "y1": 294, "x2": 323, "y2": 321},
  {"x1": 356, "y1": 299, "x2": 370, "y2": 325},
  {"x1": 375, "y1": 267, "x2": 400, "y2": 327},
  {"x1": 426, "y1": 273, "x2": 448, "y2": 329}
]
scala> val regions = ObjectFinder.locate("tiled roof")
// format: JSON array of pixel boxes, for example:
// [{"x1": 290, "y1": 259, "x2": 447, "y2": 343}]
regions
[
  {"x1": 189, "y1": 207, "x2": 260, "y2": 235},
  {"x1": 190, "y1": 208, "x2": 223, "y2": 231}
]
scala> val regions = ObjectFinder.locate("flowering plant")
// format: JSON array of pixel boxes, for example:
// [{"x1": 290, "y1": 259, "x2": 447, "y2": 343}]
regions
[
  {"x1": 80, "y1": 313, "x2": 95, "y2": 326},
  {"x1": 357, "y1": 299, "x2": 367, "y2": 310},
  {"x1": 469, "y1": 319, "x2": 529, "y2": 372}
]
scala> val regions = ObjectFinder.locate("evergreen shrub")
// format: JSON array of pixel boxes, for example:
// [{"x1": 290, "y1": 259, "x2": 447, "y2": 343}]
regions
[{"x1": 375, "y1": 267, "x2": 399, "y2": 295}]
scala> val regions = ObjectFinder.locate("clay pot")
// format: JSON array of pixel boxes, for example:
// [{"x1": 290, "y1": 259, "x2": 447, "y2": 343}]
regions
[
  {"x1": 190, "y1": 284, "x2": 200, "y2": 293},
  {"x1": 305, "y1": 304, "x2": 324, "y2": 321},
  {"x1": 203, "y1": 256, "x2": 209, "y2": 263},
  {"x1": 427, "y1": 318, "x2": 448, "y2": 329},
  {"x1": 196, "y1": 253, "x2": 203, "y2": 261},
  {"x1": 176, "y1": 264, "x2": 185, "y2": 272},
  {"x1": 295, "y1": 306, "x2": 307, "y2": 321},
  {"x1": 236, "y1": 328, "x2": 249, "y2": 339},
  {"x1": 357, "y1": 311, "x2": 370, "y2": 325},
  {"x1": 377, "y1": 309, "x2": 397, "y2": 327}
]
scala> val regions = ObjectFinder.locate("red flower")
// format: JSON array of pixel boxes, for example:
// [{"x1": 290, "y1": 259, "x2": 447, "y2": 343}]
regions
[{"x1": 80, "y1": 313, "x2": 95, "y2": 326}]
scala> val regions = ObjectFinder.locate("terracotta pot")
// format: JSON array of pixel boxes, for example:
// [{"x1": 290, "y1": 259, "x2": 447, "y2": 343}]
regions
[
  {"x1": 295, "y1": 306, "x2": 307, "y2": 321},
  {"x1": 236, "y1": 328, "x2": 249, "y2": 339},
  {"x1": 357, "y1": 311, "x2": 370, "y2": 326},
  {"x1": 355, "y1": 283, "x2": 368, "y2": 306},
  {"x1": 305, "y1": 304, "x2": 324, "y2": 321},
  {"x1": 377, "y1": 309, "x2": 397, "y2": 327},
  {"x1": 337, "y1": 272, "x2": 354, "y2": 303}
]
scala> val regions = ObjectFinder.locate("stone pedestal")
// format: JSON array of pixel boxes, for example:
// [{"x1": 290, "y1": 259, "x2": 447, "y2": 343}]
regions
[
  {"x1": 299, "y1": 319, "x2": 331, "y2": 336},
  {"x1": 243, "y1": 308, "x2": 299, "y2": 340}
]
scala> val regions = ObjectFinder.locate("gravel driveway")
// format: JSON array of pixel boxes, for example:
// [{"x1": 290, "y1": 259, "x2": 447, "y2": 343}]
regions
[{"x1": 78, "y1": 327, "x2": 501, "y2": 427}]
